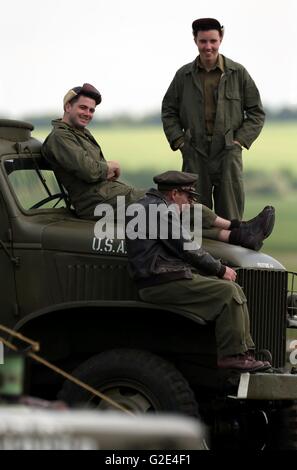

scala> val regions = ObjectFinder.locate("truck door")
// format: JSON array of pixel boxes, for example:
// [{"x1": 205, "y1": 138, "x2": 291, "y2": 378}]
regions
[{"x1": 0, "y1": 193, "x2": 18, "y2": 326}]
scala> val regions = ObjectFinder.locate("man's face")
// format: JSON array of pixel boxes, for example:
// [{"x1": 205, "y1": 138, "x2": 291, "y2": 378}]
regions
[
  {"x1": 194, "y1": 30, "x2": 222, "y2": 63},
  {"x1": 65, "y1": 95, "x2": 96, "y2": 129},
  {"x1": 171, "y1": 190, "x2": 193, "y2": 213}
]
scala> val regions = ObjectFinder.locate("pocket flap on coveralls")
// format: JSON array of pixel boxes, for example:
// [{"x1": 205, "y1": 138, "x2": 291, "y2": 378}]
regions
[
  {"x1": 225, "y1": 90, "x2": 241, "y2": 100},
  {"x1": 232, "y1": 289, "x2": 247, "y2": 305}
]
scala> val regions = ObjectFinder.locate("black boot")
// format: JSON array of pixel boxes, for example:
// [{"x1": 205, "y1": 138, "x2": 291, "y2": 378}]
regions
[
  {"x1": 241, "y1": 206, "x2": 275, "y2": 239},
  {"x1": 229, "y1": 225, "x2": 264, "y2": 251}
]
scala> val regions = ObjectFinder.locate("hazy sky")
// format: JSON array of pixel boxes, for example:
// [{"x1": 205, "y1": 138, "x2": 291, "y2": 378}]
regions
[{"x1": 1, "y1": 0, "x2": 296, "y2": 118}]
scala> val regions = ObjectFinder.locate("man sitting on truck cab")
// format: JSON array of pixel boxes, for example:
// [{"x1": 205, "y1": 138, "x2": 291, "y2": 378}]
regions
[{"x1": 41, "y1": 83, "x2": 275, "y2": 251}]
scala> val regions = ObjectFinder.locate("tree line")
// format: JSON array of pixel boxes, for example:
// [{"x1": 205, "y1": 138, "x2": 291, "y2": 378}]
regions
[{"x1": 9, "y1": 106, "x2": 297, "y2": 128}]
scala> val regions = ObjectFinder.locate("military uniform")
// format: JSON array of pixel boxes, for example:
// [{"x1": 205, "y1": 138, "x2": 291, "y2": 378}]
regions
[
  {"x1": 42, "y1": 119, "x2": 145, "y2": 219},
  {"x1": 162, "y1": 54, "x2": 265, "y2": 220},
  {"x1": 42, "y1": 83, "x2": 272, "y2": 261},
  {"x1": 139, "y1": 275, "x2": 254, "y2": 358},
  {"x1": 42, "y1": 121, "x2": 219, "y2": 238},
  {"x1": 126, "y1": 171, "x2": 256, "y2": 360}
]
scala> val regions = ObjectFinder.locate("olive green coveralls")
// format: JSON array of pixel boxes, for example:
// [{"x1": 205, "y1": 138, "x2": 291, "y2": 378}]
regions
[
  {"x1": 42, "y1": 120, "x2": 144, "y2": 219},
  {"x1": 162, "y1": 55, "x2": 265, "y2": 220}
]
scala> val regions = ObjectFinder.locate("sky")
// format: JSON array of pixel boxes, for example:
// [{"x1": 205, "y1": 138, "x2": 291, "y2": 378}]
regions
[{"x1": 1, "y1": 0, "x2": 296, "y2": 119}]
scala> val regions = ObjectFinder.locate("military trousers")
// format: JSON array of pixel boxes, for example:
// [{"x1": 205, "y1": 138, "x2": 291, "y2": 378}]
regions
[
  {"x1": 182, "y1": 142, "x2": 244, "y2": 220},
  {"x1": 139, "y1": 273, "x2": 254, "y2": 358}
]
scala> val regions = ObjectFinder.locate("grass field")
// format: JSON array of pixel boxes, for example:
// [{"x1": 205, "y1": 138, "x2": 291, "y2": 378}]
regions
[
  {"x1": 34, "y1": 122, "x2": 297, "y2": 271},
  {"x1": 35, "y1": 121, "x2": 297, "y2": 175}
]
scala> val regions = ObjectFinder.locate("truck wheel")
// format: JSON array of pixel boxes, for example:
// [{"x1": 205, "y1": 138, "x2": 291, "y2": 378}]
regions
[
  {"x1": 268, "y1": 402, "x2": 297, "y2": 450},
  {"x1": 58, "y1": 349, "x2": 199, "y2": 417}
]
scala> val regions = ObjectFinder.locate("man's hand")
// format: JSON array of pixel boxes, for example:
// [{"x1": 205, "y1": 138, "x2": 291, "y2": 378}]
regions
[
  {"x1": 107, "y1": 161, "x2": 121, "y2": 180},
  {"x1": 223, "y1": 266, "x2": 237, "y2": 282},
  {"x1": 232, "y1": 140, "x2": 243, "y2": 149}
]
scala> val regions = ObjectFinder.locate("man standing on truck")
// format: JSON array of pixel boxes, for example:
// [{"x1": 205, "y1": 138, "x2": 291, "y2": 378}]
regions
[
  {"x1": 125, "y1": 170, "x2": 271, "y2": 372},
  {"x1": 41, "y1": 83, "x2": 273, "y2": 251},
  {"x1": 162, "y1": 18, "x2": 265, "y2": 220}
]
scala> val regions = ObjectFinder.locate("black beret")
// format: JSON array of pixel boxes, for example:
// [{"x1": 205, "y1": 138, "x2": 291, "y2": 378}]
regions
[
  {"x1": 192, "y1": 18, "x2": 223, "y2": 36},
  {"x1": 153, "y1": 171, "x2": 199, "y2": 198},
  {"x1": 63, "y1": 83, "x2": 102, "y2": 106}
]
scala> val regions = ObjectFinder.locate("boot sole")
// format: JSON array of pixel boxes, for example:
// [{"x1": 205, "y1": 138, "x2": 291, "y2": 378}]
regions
[
  {"x1": 225, "y1": 363, "x2": 271, "y2": 373},
  {"x1": 252, "y1": 239, "x2": 263, "y2": 252}
]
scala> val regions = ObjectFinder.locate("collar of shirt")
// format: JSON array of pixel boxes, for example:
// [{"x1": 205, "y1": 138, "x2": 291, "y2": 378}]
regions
[{"x1": 197, "y1": 54, "x2": 224, "y2": 73}]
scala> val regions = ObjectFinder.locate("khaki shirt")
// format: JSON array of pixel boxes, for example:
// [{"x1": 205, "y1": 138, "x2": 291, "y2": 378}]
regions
[{"x1": 197, "y1": 54, "x2": 224, "y2": 136}]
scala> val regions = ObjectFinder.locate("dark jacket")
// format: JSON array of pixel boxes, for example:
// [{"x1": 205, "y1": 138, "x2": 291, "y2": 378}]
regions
[{"x1": 126, "y1": 189, "x2": 225, "y2": 288}]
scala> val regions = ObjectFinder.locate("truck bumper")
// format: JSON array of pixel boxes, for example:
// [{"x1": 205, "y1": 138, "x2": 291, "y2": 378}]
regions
[{"x1": 235, "y1": 372, "x2": 297, "y2": 400}]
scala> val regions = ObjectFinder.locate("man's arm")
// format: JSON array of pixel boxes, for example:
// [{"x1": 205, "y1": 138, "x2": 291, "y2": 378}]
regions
[
  {"x1": 234, "y1": 69, "x2": 265, "y2": 149},
  {"x1": 43, "y1": 132, "x2": 108, "y2": 183},
  {"x1": 161, "y1": 74, "x2": 185, "y2": 151},
  {"x1": 160, "y1": 210, "x2": 226, "y2": 278}
]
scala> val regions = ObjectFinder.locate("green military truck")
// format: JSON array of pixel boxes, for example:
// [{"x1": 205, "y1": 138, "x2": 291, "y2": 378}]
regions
[{"x1": 0, "y1": 119, "x2": 297, "y2": 450}]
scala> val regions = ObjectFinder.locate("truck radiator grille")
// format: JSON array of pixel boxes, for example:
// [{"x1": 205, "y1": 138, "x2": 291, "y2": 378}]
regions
[{"x1": 237, "y1": 269, "x2": 288, "y2": 368}]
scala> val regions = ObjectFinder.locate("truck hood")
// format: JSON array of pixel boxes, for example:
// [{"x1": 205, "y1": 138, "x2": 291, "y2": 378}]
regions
[
  {"x1": 203, "y1": 239, "x2": 286, "y2": 270},
  {"x1": 42, "y1": 219, "x2": 127, "y2": 257},
  {"x1": 42, "y1": 219, "x2": 286, "y2": 270}
]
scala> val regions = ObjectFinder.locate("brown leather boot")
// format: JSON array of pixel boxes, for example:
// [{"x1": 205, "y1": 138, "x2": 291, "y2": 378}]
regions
[
  {"x1": 217, "y1": 354, "x2": 270, "y2": 372},
  {"x1": 247, "y1": 349, "x2": 272, "y2": 368}
]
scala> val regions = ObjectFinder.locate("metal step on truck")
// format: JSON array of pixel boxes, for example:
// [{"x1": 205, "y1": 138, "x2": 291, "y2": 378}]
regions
[{"x1": 0, "y1": 119, "x2": 297, "y2": 450}]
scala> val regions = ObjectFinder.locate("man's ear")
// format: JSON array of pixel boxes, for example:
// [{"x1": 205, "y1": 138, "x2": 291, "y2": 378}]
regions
[
  {"x1": 64, "y1": 102, "x2": 72, "y2": 113},
  {"x1": 170, "y1": 189, "x2": 179, "y2": 202}
]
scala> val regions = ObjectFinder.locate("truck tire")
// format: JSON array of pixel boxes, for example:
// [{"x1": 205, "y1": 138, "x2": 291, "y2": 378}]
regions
[
  {"x1": 268, "y1": 402, "x2": 297, "y2": 450},
  {"x1": 58, "y1": 348, "x2": 199, "y2": 417}
]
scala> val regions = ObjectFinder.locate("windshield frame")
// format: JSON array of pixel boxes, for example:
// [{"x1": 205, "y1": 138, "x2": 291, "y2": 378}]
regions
[{"x1": 2, "y1": 153, "x2": 70, "y2": 214}]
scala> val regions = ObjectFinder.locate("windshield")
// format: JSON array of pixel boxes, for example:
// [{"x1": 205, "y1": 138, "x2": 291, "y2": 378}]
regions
[{"x1": 4, "y1": 156, "x2": 68, "y2": 210}]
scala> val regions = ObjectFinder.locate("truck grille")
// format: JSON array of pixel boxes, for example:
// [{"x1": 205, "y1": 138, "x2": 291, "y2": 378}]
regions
[{"x1": 237, "y1": 269, "x2": 288, "y2": 368}]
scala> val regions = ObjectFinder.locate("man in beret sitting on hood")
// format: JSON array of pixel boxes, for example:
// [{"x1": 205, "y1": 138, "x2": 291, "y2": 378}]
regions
[
  {"x1": 41, "y1": 83, "x2": 274, "y2": 252},
  {"x1": 42, "y1": 83, "x2": 145, "y2": 219}
]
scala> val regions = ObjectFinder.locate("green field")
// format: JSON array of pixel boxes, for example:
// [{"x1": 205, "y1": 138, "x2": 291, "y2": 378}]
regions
[
  {"x1": 35, "y1": 121, "x2": 297, "y2": 175},
  {"x1": 34, "y1": 122, "x2": 297, "y2": 271}
]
